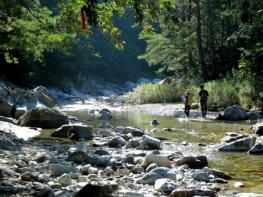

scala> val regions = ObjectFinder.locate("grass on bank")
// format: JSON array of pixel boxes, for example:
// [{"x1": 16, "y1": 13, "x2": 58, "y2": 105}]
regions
[{"x1": 125, "y1": 78, "x2": 262, "y2": 110}]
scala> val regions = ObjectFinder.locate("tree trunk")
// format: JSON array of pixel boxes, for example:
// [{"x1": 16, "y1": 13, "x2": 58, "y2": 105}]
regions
[
  {"x1": 194, "y1": 0, "x2": 208, "y2": 81},
  {"x1": 207, "y1": 0, "x2": 217, "y2": 78},
  {"x1": 187, "y1": 0, "x2": 194, "y2": 69}
]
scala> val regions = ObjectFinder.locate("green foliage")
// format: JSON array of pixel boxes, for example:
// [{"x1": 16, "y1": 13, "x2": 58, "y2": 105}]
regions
[
  {"x1": 197, "y1": 78, "x2": 257, "y2": 109},
  {"x1": 125, "y1": 82, "x2": 186, "y2": 104},
  {"x1": 0, "y1": 0, "x2": 74, "y2": 63}
]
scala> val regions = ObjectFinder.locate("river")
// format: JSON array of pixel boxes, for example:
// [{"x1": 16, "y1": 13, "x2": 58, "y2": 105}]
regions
[{"x1": 42, "y1": 109, "x2": 263, "y2": 195}]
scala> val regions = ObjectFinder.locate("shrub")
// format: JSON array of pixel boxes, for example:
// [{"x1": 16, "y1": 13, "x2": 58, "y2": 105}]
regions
[{"x1": 125, "y1": 83, "x2": 185, "y2": 104}]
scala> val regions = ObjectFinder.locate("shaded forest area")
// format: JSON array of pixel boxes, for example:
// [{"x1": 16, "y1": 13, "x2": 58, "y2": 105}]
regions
[{"x1": 0, "y1": 0, "x2": 263, "y2": 107}]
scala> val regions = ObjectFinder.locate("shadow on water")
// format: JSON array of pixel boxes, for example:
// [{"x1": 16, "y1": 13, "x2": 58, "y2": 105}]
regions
[{"x1": 56, "y1": 110, "x2": 263, "y2": 194}]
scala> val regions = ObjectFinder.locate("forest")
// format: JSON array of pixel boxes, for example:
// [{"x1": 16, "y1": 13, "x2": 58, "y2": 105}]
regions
[{"x1": 1, "y1": 0, "x2": 263, "y2": 108}]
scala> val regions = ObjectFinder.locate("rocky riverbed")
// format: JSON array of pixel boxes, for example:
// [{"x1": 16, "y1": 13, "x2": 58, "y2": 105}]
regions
[
  {"x1": 1, "y1": 116, "x2": 263, "y2": 197},
  {"x1": 1, "y1": 82, "x2": 263, "y2": 197}
]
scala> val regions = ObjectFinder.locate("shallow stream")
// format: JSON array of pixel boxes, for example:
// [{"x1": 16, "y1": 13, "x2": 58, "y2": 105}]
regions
[{"x1": 46, "y1": 110, "x2": 263, "y2": 194}]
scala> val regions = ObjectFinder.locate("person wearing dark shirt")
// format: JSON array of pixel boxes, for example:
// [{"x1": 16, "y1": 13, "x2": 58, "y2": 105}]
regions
[{"x1": 199, "y1": 85, "x2": 209, "y2": 118}]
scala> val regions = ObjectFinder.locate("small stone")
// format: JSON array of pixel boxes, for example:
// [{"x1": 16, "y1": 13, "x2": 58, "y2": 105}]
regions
[
  {"x1": 88, "y1": 167, "x2": 98, "y2": 175},
  {"x1": 234, "y1": 181, "x2": 244, "y2": 188},
  {"x1": 105, "y1": 166, "x2": 113, "y2": 176},
  {"x1": 57, "y1": 173, "x2": 72, "y2": 186}
]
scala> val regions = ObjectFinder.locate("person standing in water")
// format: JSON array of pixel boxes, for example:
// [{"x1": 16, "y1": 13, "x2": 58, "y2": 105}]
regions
[
  {"x1": 199, "y1": 85, "x2": 209, "y2": 118},
  {"x1": 183, "y1": 89, "x2": 192, "y2": 118}
]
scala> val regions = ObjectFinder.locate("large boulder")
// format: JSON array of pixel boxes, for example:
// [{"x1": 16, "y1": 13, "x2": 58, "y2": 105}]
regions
[
  {"x1": 221, "y1": 105, "x2": 247, "y2": 121},
  {"x1": 175, "y1": 156, "x2": 208, "y2": 169},
  {"x1": 138, "y1": 167, "x2": 176, "y2": 185},
  {"x1": 51, "y1": 123, "x2": 94, "y2": 140},
  {"x1": 75, "y1": 181, "x2": 118, "y2": 197},
  {"x1": 252, "y1": 121, "x2": 263, "y2": 136},
  {"x1": 142, "y1": 153, "x2": 171, "y2": 168},
  {"x1": 19, "y1": 108, "x2": 69, "y2": 128},
  {"x1": 218, "y1": 137, "x2": 256, "y2": 152},
  {"x1": 33, "y1": 86, "x2": 57, "y2": 107}
]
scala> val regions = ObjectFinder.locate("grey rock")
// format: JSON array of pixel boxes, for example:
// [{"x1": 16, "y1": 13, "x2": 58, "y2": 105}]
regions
[
  {"x1": 142, "y1": 135, "x2": 161, "y2": 149},
  {"x1": 99, "y1": 130, "x2": 112, "y2": 137},
  {"x1": 222, "y1": 105, "x2": 247, "y2": 121},
  {"x1": 175, "y1": 156, "x2": 208, "y2": 169},
  {"x1": 204, "y1": 167, "x2": 232, "y2": 180},
  {"x1": 0, "y1": 102, "x2": 12, "y2": 117},
  {"x1": 218, "y1": 137, "x2": 256, "y2": 152},
  {"x1": 0, "y1": 138, "x2": 18, "y2": 151},
  {"x1": 247, "y1": 112, "x2": 261, "y2": 120},
  {"x1": 139, "y1": 167, "x2": 176, "y2": 185},
  {"x1": 108, "y1": 136, "x2": 127, "y2": 148},
  {"x1": 75, "y1": 181, "x2": 118, "y2": 197},
  {"x1": 97, "y1": 108, "x2": 112, "y2": 120},
  {"x1": 252, "y1": 121, "x2": 263, "y2": 136},
  {"x1": 98, "y1": 122, "x2": 113, "y2": 129},
  {"x1": 146, "y1": 163, "x2": 158, "y2": 172},
  {"x1": 192, "y1": 170, "x2": 210, "y2": 182},
  {"x1": 68, "y1": 150, "x2": 89, "y2": 164},
  {"x1": 33, "y1": 86, "x2": 57, "y2": 108},
  {"x1": 34, "y1": 188, "x2": 55, "y2": 197},
  {"x1": 142, "y1": 153, "x2": 171, "y2": 168},
  {"x1": 128, "y1": 139, "x2": 141, "y2": 148},
  {"x1": 57, "y1": 173, "x2": 71, "y2": 186},
  {"x1": 87, "y1": 154, "x2": 111, "y2": 167},
  {"x1": 49, "y1": 164, "x2": 73, "y2": 177},
  {"x1": 122, "y1": 126, "x2": 145, "y2": 137},
  {"x1": 0, "y1": 116, "x2": 18, "y2": 125},
  {"x1": 248, "y1": 143, "x2": 263, "y2": 154},
  {"x1": 170, "y1": 189, "x2": 216, "y2": 197},
  {"x1": 51, "y1": 123, "x2": 94, "y2": 140},
  {"x1": 154, "y1": 178, "x2": 177, "y2": 193},
  {"x1": 131, "y1": 165, "x2": 145, "y2": 174},
  {"x1": 93, "y1": 149, "x2": 111, "y2": 156},
  {"x1": 20, "y1": 108, "x2": 68, "y2": 128}
]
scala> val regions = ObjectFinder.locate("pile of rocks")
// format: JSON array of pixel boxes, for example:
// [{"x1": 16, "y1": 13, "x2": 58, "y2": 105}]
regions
[{"x1": 0, "y1": 82, "x2": 57, "y2": 119}]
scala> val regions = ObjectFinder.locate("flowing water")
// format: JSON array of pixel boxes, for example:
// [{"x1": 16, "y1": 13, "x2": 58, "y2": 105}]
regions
[{"x1": 44, "y1": 110, "x2": 263, "y2": 194}]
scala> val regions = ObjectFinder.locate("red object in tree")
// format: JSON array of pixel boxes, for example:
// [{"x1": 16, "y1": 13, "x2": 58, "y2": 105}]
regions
[{"x1": 81, "y1": 10, "x2": 86, "y2": 31}]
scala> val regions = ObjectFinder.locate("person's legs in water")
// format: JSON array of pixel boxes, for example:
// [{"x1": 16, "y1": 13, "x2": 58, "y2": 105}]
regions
[
  {"x1": 185, "y1": 105, "x2": 190, "y2": 117},
  {"x1": 200, "y1": 100, "x2": 207, "y2": 118},
  {"x1": 204, "y1": 100, "x2": 207, "y2": 116}
]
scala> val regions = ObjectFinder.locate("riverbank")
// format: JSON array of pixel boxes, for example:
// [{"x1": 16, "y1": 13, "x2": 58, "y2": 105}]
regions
[{"x1": 61, "y1": 100, "x2": 219, "y2": 121}]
